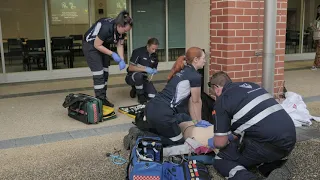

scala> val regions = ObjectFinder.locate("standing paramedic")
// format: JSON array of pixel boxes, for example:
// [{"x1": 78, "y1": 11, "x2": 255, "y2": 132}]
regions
[
  {"x1": 82, "y1": 10, "x2": 133, "y2": 107},
  {"x1": 143, "y1": 47, "x2": 206, "y2": 146},
  {"x1": 125, "y1": 38, "x2": 159, "y2": 104},
  {"x1": 209, "y1": 71, "x2": 296, "y2": 180}
]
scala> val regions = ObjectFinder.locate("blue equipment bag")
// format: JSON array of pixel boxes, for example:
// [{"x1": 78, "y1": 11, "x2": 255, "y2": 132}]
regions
[
  {"x1": 126, "y1": 136, "x2": 211, "y2": 180},
  {"x1": 126, "y1": 136, "x2": 164, "y2": 180}
]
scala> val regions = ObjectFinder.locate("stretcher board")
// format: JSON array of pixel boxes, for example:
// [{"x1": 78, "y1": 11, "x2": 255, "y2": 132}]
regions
[
  {"x1": 103, "y1": 105, "x2": 117, "y2": 121},
  {"x1": 118, "y1": 104, "x2": 145, "y2": 119}
]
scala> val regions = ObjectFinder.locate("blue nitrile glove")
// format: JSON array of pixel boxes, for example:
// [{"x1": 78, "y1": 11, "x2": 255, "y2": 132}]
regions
[
  {"x1": 195, "y1": 120, "x2": 212, "y2": 127},
  {"x1": 145, "y1": 67, "x2": 154, "y2": 75},
  {"x1": 207, "y1": 134, "x2": 235, "y2": 149},
  {"x1": 152, "y1": 68, "x2": 158, "y2": 74},
  {"x1": 111, "y1": 52, "x2": 121, "y2": 63},
  {"x1": 118, "y1": 60, "x2": 126, "y2": 70}
]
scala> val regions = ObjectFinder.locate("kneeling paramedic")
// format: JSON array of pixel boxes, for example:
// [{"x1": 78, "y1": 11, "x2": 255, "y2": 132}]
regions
[
  {"x1": 209, "y1": 71, "x2": 296, "y2": 180},
  {"x1": 125, "y1": 38, "x2": 159, "y2": 104},
  {"x1": 144, "y1": 47, "x2": 206, "y2": 146}
]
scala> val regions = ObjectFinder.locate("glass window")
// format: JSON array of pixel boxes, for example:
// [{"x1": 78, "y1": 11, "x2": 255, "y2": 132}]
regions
[
  {"x1": 131, "y1": 0, "x2": 166, "y2": 62},
  {"x1": 48, "y1": 0, "x2": 89, "y2": 69},
  {"x1": 286, "y1": 0, "x2": 301, "y2": 54},
  {"x1": 168, "y1": 0, "x2": 186, "y2": 61},
  {"x1": 0, "y1": 0, "x2": 46, "y2": 73},
  {"x1": 303, "y1": 0, "x2": 319, "y2": 53}
]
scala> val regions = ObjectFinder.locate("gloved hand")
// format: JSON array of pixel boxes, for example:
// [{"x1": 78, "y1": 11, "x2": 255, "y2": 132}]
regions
[
  {"x1": 145, "y1": 67, "x2": 154, "y2": 75},
  {"x1": 111, "y1": 52, "x2": 122, "y2": 63},
  {"x1": 195, "y1": 120, "x2": 212, "y2": 127},
  {"x1": 118, "y1": 60, "x2": 126, "y2": 71},
  {"x1": 207, "y1": 134, "x2": 235, "y2": 149},
  {"x1": 152, "y1": 68, "x2": 158, "y2": 74}
]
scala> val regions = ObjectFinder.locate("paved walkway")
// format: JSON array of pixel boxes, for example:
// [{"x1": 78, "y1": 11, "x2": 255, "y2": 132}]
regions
[{"x1": 0, "y1": 68, "x2": 319, "y2": 179}]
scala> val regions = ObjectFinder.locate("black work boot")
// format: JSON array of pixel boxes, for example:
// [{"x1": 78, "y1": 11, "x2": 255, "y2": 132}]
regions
[
  {"x1": 130, "y1": 86, "x2": 136, "y2": 98},
  {"x1": 101, "y1": 98, "x2": 114, "y2": 107},
  {"x1": 263, "y1": 158, "x2": 295, "y2": 180},
  {"x1": 138, "y1": 94, "x2": 147, "y2": 104}
]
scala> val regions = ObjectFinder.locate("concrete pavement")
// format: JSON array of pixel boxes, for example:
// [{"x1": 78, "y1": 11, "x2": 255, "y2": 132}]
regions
[{"x1": 0, "y1": 65, "x2": 320, "y2": 179}]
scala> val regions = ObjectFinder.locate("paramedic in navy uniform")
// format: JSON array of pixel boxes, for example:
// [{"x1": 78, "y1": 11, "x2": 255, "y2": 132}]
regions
[
  {"x1": 209, "y1": 71, "x2": 296, "y2": 180},
  {"x1": 82, "y1": 10, "x2": 133, "y2": 107},
  {"x1": 125, "y1": 38, "x2": 159, "y2": 104},
  {"x1": 145, "y1": 47, "x2": 205, "y2": 145}
]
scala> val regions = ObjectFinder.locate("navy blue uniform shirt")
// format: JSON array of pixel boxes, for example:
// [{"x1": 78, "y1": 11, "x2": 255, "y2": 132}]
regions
[
  {"x1": 84, "y1": 18, "x2": 125, "y2": 46},
  {"x1": 156, "y1": 64, "x2": 202, "y2": 113},
  {"x1": 127, "y1": 46, "x2": 158, "y2": 75},
  {"x1": 214, "y1": 82, "x2": 296, "y2": 150}
]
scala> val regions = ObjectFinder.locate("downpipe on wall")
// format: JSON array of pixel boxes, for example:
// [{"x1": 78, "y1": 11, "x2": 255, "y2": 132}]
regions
[{"x1": 262, "y1": 0, "x2": 277, "y2": 95}]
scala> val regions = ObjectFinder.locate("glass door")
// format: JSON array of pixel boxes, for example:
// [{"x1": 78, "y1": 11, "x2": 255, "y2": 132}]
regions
[
  {"x1": 131, "y1": 0, "x2": 167, "y2": 62},
  {"x1": 0, "y1": 0, "x2": 46, "y2": 73}
]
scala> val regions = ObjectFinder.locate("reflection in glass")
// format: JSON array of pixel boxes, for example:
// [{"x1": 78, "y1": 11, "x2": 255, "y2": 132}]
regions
[
  {"x1": 0, "y1": 0, "x2": 46, "y2": 73},
  {"x1": 168, "y1": 0, "x2": 186, "y2": 61},
  {"x1": 286, "y1": 0, "x2": 301, "y2": 54},
  {"x1": 48, "y1": 0, "x2": 89, "y2": 69},
  {"x1": 303, "y1": 0, "x2": 319, "y2": 53},
  {"x1": 132, "y1": 0, "x2": 166, "y2": 62}
]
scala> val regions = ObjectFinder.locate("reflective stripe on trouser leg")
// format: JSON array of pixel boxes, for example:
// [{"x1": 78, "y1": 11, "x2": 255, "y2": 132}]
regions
[
  {"x1": 92, "y1": 70, "x2": 106, "y2": 99},
  {"x1": 132, "y1": 72, "x2": 145, "y2": 95},
  {"x1": 213, "y1": 141, "x2": 258, "y2": 180},
  {"x1": 144, "y1": 81, "x2": 157, "y2": 99},
  {"x1": 213, "y1": 157, "x2": 257, "y2": 180}
]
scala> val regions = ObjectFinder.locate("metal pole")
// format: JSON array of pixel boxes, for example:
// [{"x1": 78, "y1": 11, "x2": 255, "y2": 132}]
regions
[
  {"x1": 0, "y1": 18, "x2": 6, "y2": 73},
  {"x1": 262, "y1": 0, "x2": 277, "y2": 95}
]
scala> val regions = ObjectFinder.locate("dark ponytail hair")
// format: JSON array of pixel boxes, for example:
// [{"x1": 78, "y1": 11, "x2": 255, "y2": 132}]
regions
[{"x1": 115, "y1": 10, "x2": 133, "y2": 27}]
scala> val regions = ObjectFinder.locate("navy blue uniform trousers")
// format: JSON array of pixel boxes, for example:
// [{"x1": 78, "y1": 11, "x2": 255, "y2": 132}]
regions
[{"x1": 213, "y1": 138, "x2": 293, "y2": 180}]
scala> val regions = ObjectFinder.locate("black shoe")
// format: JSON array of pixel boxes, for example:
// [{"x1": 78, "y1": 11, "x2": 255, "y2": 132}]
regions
[
  {"x1": 138, "y1": 94, "x2": 147, "y2": 104},
  {"x1": 130, "y1": 86, "x2": 136, "y2": 98},
  {"x1": 101, "y1": 98, "x2": 114, "y2": 107},
  {"x1": 124, "y1": 127, "x2": 145, "y2": 150},
  {"x1": 263, "y1": 158, "x2": 295, "y2": 180}
]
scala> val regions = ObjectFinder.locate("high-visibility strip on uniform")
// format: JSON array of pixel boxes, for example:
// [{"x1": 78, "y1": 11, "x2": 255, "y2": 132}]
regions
[
  {"x1": 231, "y1": 93, "x2": 273, "y2": 125},
  {"x1": 214, "y1": 131, "x2": 232, "y2": 136},
  {"x1": 94, "y1": 84, "x2": 105, "y2": 89},
  {"x1": 135, "y1": 85, "x2": 143, "y2": 89},
  {"x1": 103, "y1": 67, "x2": 109, "y2": 72},
  {"x1": 92, "y1": 70, "x2": 104, "y2": 76},
  {"x1": 234, "y1": 104, "x2": 283, "y2": 135},
  {"x1": 148, "y1": 94, "x2": 155, "y2": 98},
  {"x1": 131, "y1": 72, "x2": 138, "y2": 82},
  {"x1": 226, "y1": 165, "x2": 246, "y2": 179},
  {"x1": 169, "y1": 133, "x2": 183, "y2": 142}
]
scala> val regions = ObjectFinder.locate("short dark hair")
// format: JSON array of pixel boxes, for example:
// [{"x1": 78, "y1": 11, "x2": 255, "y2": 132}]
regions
[
  {"x1": 147, "y1": 38, "x2": 159, "y2": 46},
  {"x1": 114, "y1": 10, "x2": 133, "y2": 27},
  {"x1": 210, "y1": 71, "x2": 232, "y2": 87}
]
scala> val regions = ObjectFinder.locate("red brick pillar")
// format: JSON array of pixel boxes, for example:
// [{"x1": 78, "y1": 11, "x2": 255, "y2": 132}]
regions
[{"x1": 210, "y1": 0, "x2": 287, "y2": 96}]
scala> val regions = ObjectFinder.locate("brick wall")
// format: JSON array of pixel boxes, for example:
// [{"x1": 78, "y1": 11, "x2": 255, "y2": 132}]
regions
[{"x1": 209, "y1": 0, "x2": 287, "y2": 96}]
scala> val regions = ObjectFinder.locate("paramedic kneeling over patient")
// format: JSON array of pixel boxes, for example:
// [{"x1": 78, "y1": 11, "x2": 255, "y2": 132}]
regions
[
  {"x1": 125, "y1": 38, "x2": 159, "y2": 104},
  {"x1": 209, "y1": 71, "x2": 296, "y2": 180},
  {"x1": 145, "y1": 47, "x2": 206, "y2": 146}
]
